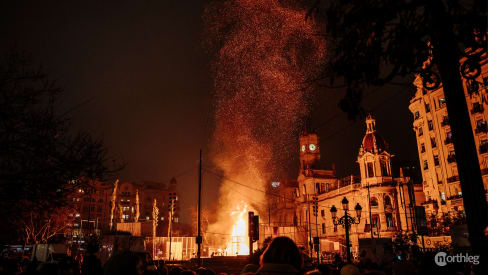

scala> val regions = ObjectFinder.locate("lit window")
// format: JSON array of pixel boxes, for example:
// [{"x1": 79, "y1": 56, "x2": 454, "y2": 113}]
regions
[
  {"x1": 458, "y1": 191, "x2": 462, "y2": 195},
  {"x1": 439, "y1": 98, "x2": 446, "y2": 107},
  {"x1": 75, "y1": 214, "x2": 80, "y2": 217},
  {"x1": 174, "y1": 217, "x2": 179, "y2": 223},
  {"x1": 146, "y1": 216, "x2": 150, "y2": 220},
  {"x1": 434, "y1": 155, "x2": 439, "y2": 166}
]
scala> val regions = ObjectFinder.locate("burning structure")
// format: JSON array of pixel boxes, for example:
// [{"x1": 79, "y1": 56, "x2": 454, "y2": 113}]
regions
[{"x1": 203, "y1": 0, "x2": 326, "y2": 255}]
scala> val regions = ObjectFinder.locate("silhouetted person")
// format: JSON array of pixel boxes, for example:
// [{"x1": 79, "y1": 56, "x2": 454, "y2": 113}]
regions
[
  {"x1": 103, "y1": 250, "x2": 139, "y2": 275},
  {"x1": 243, "y1": 236, "x2": 302, "y2": 275},
  {"x1": 195, "y1": 267, "x2": 215, "y2": 275}
]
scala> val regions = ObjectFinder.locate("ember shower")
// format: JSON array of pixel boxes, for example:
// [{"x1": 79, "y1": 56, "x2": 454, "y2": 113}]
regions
[{"x1": 203, "y1": 0, "x2": 325, "y2": 252}]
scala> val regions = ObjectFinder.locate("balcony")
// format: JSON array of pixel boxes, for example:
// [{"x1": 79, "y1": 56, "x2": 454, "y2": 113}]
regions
[
  {"x1": 447, "y1": 194, "x2": 462, "y2": 200},
  {"x1": 441, "y1": 116, "x2": 449, "y2": 127},
  {"x1": 475, "y1": 122, "x2": 488, "y2": 134},
  {"x1": 444, "y1": 137, "x2": 453, "y2": 145},
  {"x1": 447, "y1": 154, "x2": 456, "y2": 163},
  {"x1": 471, "y1": 103, "x2": 483, "y2": 114},
  {"x1": 467, "y1": 81, "x2": 479, "y2": 96},
  {"x1": 447, "y1": 175, "x2": 459, "y2": 183},
  {"x1": 421, "y1": 199, "x2": 438, "y2": 206},
  {"x1": 480, "y1": 143, "x2": 488, "y2": 154}
]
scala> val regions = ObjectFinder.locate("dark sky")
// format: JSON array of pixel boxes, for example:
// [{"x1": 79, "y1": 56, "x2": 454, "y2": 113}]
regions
[{"x1": 1, "y1": 1, "x2": 419, "y2": 223}]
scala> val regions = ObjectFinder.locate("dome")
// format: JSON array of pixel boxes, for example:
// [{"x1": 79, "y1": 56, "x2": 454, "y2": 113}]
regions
[
  {"x1": 360, "y1": 114, "x2": 388, "y2": 153},
  {"x1": 362, "y1": 132, "x2": 388, "y2": 153}
]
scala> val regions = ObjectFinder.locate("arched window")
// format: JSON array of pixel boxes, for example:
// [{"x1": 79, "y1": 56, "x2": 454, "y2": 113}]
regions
[
  {"x1": 384, "y1": 196, "x2": 392, "y2": 207},
  {"x1": 370, "y1": 197, "x2": 378, "y2": 207}
]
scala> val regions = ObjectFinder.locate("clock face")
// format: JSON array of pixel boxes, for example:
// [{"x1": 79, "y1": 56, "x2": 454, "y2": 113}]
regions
[
  {"x1": 309, "y1": 144, "x2": 316, "y2": 151},
  {"x1": 301, "y1": 145, "x2": 306, "y2": 152}
]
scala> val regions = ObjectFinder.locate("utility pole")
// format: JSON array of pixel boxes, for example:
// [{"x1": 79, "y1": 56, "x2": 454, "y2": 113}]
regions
[
  {"x1": 367, "y1": 181, "x2": 374, "y2": 238},
  {"x1": 196, "y1": 149, "x2": 202, "y2": 266},
  {"x1": 305, "y1": 186, "x2": 312, "y2": 258}
]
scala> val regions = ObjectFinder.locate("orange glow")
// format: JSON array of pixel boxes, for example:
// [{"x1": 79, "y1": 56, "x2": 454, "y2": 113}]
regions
[
  {"x1": 225, "y1": 204, "x2": 249, "y2": 255},
  {"x1": 204, "y1": 0, "x2": 325, "y2": 253}
]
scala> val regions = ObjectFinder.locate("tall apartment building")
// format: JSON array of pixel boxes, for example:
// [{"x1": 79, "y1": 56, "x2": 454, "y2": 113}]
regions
[{"x1": 409, "y1": 52, "x2": 488, "y2": 216}]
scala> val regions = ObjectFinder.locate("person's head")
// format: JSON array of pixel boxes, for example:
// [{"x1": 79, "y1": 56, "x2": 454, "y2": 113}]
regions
[
  {"x1": 260, "y1": 237, "x2": 302, "y2": 270},
  {"x1": 340, "y1": 264, "x2": 360, "y2": 275},
  {"x1": 195, "y1": 267, "x2": 216, "y2": 275},
  {"x1": 169, "y1": 266, "x2": 184, "y2": 275}
]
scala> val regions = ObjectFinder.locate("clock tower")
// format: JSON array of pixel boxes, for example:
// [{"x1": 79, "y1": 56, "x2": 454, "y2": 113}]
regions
[{"x1": 299, "y1": 131, "x2": 320, "y2": 171}]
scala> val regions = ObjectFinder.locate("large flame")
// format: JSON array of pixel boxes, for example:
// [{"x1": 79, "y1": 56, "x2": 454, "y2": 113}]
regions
[
  {"x1": 204, "y1": 0, "x2": 325, "y2": 252},
  {"x1": 225, "y1": 203, "x2": 249, "y2": 255}
]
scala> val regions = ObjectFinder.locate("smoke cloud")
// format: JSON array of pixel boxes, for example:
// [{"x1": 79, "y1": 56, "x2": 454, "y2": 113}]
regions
[{"x1": 203, "y1": 0, "x2": 325, "y2": 244}]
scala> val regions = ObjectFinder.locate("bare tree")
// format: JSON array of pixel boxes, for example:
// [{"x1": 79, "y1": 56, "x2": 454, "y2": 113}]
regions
[
  {"x1": 0, "y1": 51, "x2": 122, "y2": 243},
  {"x1": 21, "y1": 206, "x2": 72, "y2": 244}
]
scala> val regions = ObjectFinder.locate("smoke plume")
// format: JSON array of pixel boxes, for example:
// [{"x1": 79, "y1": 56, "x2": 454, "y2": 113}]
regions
[{"x1": 203, "y1": 0, "x2": 325, "y2": 244}]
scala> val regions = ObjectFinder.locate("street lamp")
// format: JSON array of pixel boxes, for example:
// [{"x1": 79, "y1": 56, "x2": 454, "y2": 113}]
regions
[{"x1": 330, "y1": 197, "x2": 362, "y2": 263}]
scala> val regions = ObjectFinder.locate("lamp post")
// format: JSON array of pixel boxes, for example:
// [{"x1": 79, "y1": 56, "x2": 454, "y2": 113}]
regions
[{"x1": 330, "y1": 197, "x2": 362, "y2": 263}]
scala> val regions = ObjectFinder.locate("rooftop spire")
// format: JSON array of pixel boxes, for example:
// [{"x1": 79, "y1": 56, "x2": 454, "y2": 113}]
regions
[{"x1": 365, "y1": 114, "x2": 376, "y2": 134}]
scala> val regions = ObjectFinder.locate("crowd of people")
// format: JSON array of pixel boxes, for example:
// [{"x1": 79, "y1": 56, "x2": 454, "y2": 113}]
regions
[{"x1": 0, "y1": 237, "x2": 476, "y2": 275}]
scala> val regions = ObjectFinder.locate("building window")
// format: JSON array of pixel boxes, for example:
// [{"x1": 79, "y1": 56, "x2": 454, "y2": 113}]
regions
[
  {"x1": 372, "y1": 214, "x2": 380, "y2": 229},
  {"x1": 333, "y1": 225, "x2": 337, "y2": 232},
  {"x1": 386, "y1": 213, "x2": 394, "y2": 228},
  {"x1": 418, "y1": 127, "x2": 423, "y2": 137},
  {"x1": 476, "y1": 120, "x2": 487, "y2": 134},
  {"x1": 447, "y1": 150, "x2": 456, "y2": 163},
  {"x1": 370, "y1": 197, "x2": 378, "y2": 207},
  {"x1": 428, "y1": 120, "x2": 434, "y2": 131},
  {"x1": 439, "y1": 98, "x2": 446, "y2": 108},
  {"x1": 380, "y1": 161, "x2": 388, "y2": 176},
  {"x1": 322, "y1": 223, "x2": 326, "y2": 234},
  {"x1": 414, "y1": 111, "x2": 420, "y2": 120},
  {"x1": 384, "y1": 196, "x2": 392, "y2": 207},
  {"x1": 174, "y1": 217, "x2": 179, "y2": 223},
  {"x1": 480, "y1": 139, "x2": 488, "y2": 154},
  {"x1": 321, "y1": 209, "x2": 325, "y2": 217},
  {"x1": 441, "y1": 192, "x2": 446, "y2": 201},
  {"x1": 421, "y1": 143, "x2": 425, "y2": 153},
  {"x1": 431, "y1": 137, "x2": 437, "y2": 148},
  {"x1": 472, "y1": 102, "x2": 483, "y2": 114},
  {"x1": 425, "y1": 103, "x2": 430, "y2": 113},
  {"x1": 423, "y1": 160, "x2": 429, "y2": 170},
  {"x1": 367, "y1": 162, "x2": 374, "y2": 178},
  {"x1": 445, "y1": 132, "x2": 453, "y2": 144},
  {"x1": 434, "y1": 155, "x2": 440, "y2": 166}
]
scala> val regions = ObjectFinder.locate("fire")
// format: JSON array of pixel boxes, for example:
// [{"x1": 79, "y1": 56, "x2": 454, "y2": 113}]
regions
[
  {"x1": 203, "y1": 0, "x2": 325, "y2": 254},
  {"x1": 225, "y1": 204, "x2": 250, "y2": 255}
]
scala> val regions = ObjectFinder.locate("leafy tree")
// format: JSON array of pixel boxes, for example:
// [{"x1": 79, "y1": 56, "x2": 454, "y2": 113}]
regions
[
  {"x1": 307, "y1": 0, "x2": 487, "y2": 270},
  {"x1": 0, "y1": 52, "x2": 121, "y2": 243}
]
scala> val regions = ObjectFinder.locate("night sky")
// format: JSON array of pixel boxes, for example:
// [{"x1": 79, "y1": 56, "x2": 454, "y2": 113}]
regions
[{"x1": 1, "y1": 1, "x2": 419, "y2": 223}]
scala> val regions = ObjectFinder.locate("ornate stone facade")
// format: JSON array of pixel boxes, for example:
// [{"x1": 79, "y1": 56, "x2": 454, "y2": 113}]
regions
[{"x1": 268, "y1": 116, "x2": 425, "y2": 255}]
